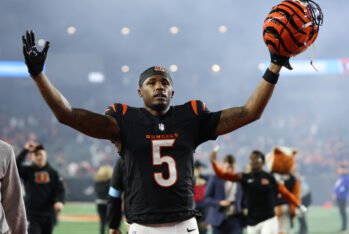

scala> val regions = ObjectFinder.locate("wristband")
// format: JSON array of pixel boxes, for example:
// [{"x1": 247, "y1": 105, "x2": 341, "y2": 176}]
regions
[{"x1": 263, "y1": 68, "x2": 279, "y2": 84}]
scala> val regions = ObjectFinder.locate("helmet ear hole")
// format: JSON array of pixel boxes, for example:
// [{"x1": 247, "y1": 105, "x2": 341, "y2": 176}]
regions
[{"x1": 263, "y1": 0, "x2": 323, "y2": 57}]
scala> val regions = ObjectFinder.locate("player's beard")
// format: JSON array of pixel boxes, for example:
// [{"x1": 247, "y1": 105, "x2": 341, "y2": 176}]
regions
[{"x1": 150, "y1": 103, "x2": 168, "y2": 112}]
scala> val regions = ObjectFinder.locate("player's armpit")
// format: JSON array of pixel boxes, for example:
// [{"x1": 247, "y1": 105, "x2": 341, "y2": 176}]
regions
[
  {"x1": 278, "y1": 183, "x2": 301, "y2": 207},
  {"x1": 211, "y1": 161, "x2": 240, "y2": 182},
  {"x1": 68, "y1": 108, "x2": 120, "y2": 141}
]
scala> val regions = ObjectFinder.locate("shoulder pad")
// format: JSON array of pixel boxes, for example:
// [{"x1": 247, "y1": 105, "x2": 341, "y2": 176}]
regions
[
  {"x1": 189, "y1": 100, "x2": 208, "y2": 116},
  {"x1": 105, "y1": 103, "x2": 128, "y2": 116}
]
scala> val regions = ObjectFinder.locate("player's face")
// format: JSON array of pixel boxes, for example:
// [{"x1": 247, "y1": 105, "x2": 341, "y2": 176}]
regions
[
  {"x1": 249, "y1": 154, "x2": 264, "y2": 171},
  {"x1": 32, "y1": 149, "x2": 47, "y2": 168},
  {"x1": 223, "y1": 162, "x2": 234, "y2": 173},
  {"x1": 139, "y1": 75, "x2": 174, "y2": 113}
]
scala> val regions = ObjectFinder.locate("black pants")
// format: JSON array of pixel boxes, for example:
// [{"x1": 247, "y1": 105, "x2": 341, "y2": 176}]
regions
[
  {"x1": 28, "y1": 215, "x2": 55, "y2": 234},
  {"x1": 337, "y1": 198, "x2": 347, "y2": 231},
  {"x1": 97, "y1": 204, "x2": 108, "y2": 234}
]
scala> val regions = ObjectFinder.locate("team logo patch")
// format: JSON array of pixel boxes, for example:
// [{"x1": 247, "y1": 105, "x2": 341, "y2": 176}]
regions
[
  {"x1": 154, "y1": 66, "x2": 165, "y2": 72},
  {"x1": 34, "y1": 171, "x2": 50, "y2": 184}
]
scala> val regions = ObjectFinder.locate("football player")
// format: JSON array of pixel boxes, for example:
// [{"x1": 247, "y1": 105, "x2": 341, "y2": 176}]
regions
[{"x1": 22, "y1": 30, "x2": 291, "y2": 234}]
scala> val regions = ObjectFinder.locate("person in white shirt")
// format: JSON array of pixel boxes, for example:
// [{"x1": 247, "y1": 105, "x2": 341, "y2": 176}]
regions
[{"x1": 0, "y1": 140, "x2": 27, "y2": 234}]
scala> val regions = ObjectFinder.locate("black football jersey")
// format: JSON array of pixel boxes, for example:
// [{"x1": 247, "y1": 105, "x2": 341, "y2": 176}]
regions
[
  {"x1": 240, "y1": 171, "x2": 278, "y2": 226},
  {"x1": 105, "y1": 100, "x2": 221, "y2": 224}
]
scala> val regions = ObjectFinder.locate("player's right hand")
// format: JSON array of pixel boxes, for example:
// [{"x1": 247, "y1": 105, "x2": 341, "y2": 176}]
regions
[
  {"x1": 22, "y1": 30, "x2": 50, "y2": 78},
  {"x1": 269, "y1": 51, "x2": 293, "y2": 70}
]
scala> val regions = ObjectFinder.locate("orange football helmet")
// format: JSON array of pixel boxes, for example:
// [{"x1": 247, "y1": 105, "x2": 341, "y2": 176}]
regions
[{"x1": 263, "y1": 0, "x2": 323, "y2": 57}]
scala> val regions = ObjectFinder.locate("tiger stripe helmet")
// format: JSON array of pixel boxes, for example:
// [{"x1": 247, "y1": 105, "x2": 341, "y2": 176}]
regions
[{"x1": 263, "y1": 0, "x2": 323, "y2": 57}]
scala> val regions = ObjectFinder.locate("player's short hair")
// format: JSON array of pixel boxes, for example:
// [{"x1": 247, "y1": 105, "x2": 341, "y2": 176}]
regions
[
  {"x1": 251, "y1": 150, "x2": 265, "y2": 163},
  {"x1": 139, "y1": 66, "x2": 173, "y2": 87},
  {"x1": 223, "y1": 154, "x2": 236, "y2": 165}
]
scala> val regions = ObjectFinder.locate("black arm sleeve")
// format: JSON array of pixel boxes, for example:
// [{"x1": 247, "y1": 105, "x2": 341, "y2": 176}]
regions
[
  {"x1": 107, "y1": 197, "x2": 122, "y2": 229},
  {"x1": 107, "y1": 159, "x2": 125, "y2": 229},
  {"x1": 16, "y1": 149, "x2": 29, "y2": 178}
]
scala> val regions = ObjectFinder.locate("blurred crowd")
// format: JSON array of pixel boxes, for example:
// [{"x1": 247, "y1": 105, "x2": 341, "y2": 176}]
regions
[{"x1": 1, "y1": 111, "x2": 348, "y2": 178}]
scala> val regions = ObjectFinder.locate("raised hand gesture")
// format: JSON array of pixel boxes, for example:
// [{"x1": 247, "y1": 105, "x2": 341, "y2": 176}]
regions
[{"x1": 22, "y1": 30, "x2": 50, "y2": 78}]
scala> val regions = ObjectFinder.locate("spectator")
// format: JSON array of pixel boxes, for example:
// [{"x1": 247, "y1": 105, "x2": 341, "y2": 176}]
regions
[
  {"x1": 333, "y1": 163, "x2": 349, "y2": 233},
  {"x1": 194, "y1": 160, "x2": 210, "y2": 234},
  {"x1": 16, "y1": 141, "x2": 65, "y2": 234},
  {"x1": 210, "y1": 150, "x2": 306, "y2": 234},
  {"x1": 94, "y1": 165, "x2": 113, "y2": 234},
  {"x1": 205, "y1": 152, "x2": 244, "y2": 234},
  {"x1": 0, "y1": 140, "x2": 27, "y2": 234}
]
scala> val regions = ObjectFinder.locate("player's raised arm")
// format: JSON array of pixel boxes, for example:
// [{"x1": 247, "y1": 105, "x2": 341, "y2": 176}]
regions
[
  {"x1": 215, "y1": 55, "x2": 288, "y2": 136},
  {"x1": 209, "y1": 148, "x2": 242, "y2": 181},
  {"x1": 22, "y1": 30, "x2": 120, "y2": 141}
]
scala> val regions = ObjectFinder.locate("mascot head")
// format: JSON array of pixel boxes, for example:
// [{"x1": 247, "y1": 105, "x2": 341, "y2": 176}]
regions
[{"x1": 266, "y1": 146, "x2": 297, "y2": 174}]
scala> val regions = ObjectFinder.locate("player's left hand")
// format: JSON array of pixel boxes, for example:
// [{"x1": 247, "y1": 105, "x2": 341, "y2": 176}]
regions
[
  {"x1": 270, "y1": 51, "x2": 293, "y2": 70},
  {"x1": 54, "y1": 201, "x2": 64, "y2": 212},
  {"x1": 22, "y1": 30, "x2": 50, "y2": 78}
]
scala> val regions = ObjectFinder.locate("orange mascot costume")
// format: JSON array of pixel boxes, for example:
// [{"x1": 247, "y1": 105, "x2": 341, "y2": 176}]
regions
[{"x1": 266, "y1": 146, "x2": 301, "y2": 234}]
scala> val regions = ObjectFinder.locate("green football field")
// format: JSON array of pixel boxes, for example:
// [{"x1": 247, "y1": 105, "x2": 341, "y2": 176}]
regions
[{"x1": 54, "y1": 203, "x2": 347, "y2": 234}]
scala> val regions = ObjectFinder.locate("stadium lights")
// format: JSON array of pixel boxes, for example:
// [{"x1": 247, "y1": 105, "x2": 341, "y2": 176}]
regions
[
  {"x1": 67, "y1": 26, "x2": 76, "y2": 35},
  {"x1": 121, "y1": 27, "x2": 130, "y2": 36},
  {"x1": 218, "y1": 25, "x2": 228, "y2": 33},
  {"x1": 211, "y1": 64, "x2": 221, "y2": 73},
  {"x1": 88, "y1": 72, "x2": 104, "y2": 83},
  {"x1": 169, "y1": 64, "x2": 178, "y2": 72},
  {"x1": 121, "y1": 65, "x2": 130, "y2": 73},
  {"x1": 169, "y1": 26, "x2": 179, "y2": 35}
]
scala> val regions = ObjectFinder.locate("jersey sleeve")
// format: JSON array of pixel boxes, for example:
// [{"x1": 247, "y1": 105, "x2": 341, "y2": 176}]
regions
[{"x1": 190, "y1": 100, "x2": 221, "y2": 145}]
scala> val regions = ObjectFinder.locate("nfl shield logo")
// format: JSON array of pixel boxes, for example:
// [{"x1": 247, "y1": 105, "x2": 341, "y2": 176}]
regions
[{"x1": 159, "y1": 123, "x2": 165, "y2": 131}]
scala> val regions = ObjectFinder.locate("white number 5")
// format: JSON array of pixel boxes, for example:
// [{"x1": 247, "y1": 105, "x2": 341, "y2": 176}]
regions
[{"x1": 152, "y1": 139, "x2": 177, "y2": 187}]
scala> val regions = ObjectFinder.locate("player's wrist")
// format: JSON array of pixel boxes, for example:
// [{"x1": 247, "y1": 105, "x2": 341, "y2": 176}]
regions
[{"x1": 263, "y1": 68, "x2": 279, "y2": 84}]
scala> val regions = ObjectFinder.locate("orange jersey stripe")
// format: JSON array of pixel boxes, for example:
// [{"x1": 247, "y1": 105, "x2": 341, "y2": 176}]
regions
[
  {"x1": 111, "y1": 104, "x2": 116, "y2": 112},
  {"x1": 191, "y1": 100, "x2": 198, "y2": 116},
  {"x1": 122, "y1": 104, "x2": 128, "y2": 115}
]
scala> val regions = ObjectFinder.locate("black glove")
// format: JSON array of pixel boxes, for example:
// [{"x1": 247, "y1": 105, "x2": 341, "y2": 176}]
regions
[
  {"x1": 22, "y1": 30, "x2": 50, "y2": 78},
  {"x1": 270, "y1": 51, "x2": 293, "y2": 70}
]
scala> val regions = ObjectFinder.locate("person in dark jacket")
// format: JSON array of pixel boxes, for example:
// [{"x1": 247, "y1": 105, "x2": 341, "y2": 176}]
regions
[
  {"x1": 205, "y1": 153, "x2": 244, "y2": 234},
  {"x1": 94, "y1": 165, "x2": 113, "y2": 234},
  {"x1": 16, "y1": 141, "x2": 65, "y2": 234},
  {"x1": 108, "y1": 158, "x2": 127, "y2": 234},
  {"x1": 194, "y1": 160, "x2": 210, "y2": 234},
  {"x1": 333, "y1": 163, "x2": 349, "y2": 233}
]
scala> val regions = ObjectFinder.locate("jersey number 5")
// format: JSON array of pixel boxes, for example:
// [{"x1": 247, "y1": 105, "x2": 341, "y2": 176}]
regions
[{"x1": 152, "y1": 139, "x2": 177, "y2": 187}]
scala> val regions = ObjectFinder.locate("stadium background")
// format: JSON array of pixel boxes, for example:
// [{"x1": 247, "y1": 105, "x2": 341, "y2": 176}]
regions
[{"x1": 1, "y1": 0, "x2": 348, "y2": 233}]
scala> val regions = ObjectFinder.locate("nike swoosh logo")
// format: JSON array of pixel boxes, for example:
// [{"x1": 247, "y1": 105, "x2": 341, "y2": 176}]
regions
[{"x1": 187, "y1": 228, "x2": 196, "y2": 232}]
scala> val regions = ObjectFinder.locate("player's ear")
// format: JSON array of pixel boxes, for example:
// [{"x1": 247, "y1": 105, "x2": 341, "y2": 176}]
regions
[
  {"x1": 138, "y1": 89, "x2": 142, "y2": 97},
  {"x1": 171, "y1": 91, "x2": 174, "y2": 98}
]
